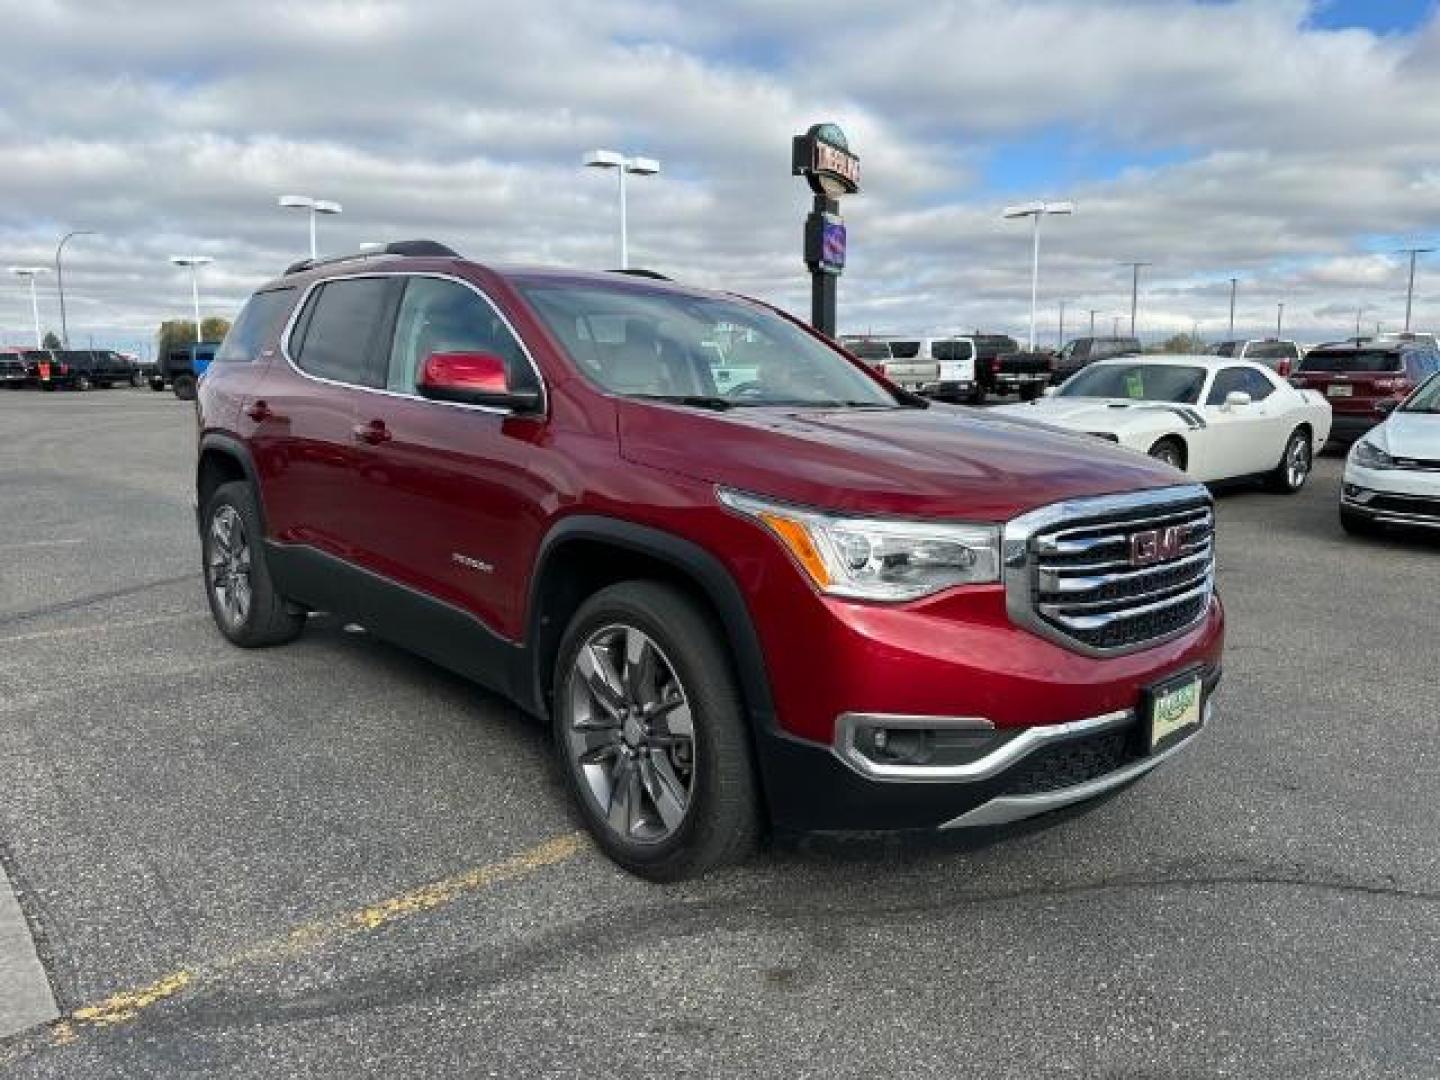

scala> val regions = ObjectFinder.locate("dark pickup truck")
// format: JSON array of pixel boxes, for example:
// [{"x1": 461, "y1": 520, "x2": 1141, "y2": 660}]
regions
[
  {"x1": 150, "y1": 342, "x2": 220, "y2": 399},
  {"x1": 969, "y1": 334, "x2": 1051, "y2": 402},
  {"x1": 24, "y1": 349, "x2": 138, "y2": 391},
  {"x1": 1, "y1": 348, "x2": 29, "y2": 388}
]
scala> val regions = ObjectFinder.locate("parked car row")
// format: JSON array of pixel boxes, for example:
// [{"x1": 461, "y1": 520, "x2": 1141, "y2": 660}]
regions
[
  {"x1": 0, "y1": 348, "x2": 140, "y2": 390},
  {"x1": 839, "y1": 333, "x2": 1051, "y2": 403}
]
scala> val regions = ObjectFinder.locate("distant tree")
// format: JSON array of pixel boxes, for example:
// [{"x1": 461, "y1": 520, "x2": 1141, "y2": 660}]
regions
[
  {"x1": 156, "y1": 317, "x2": 230, "y2": 359},
  {"x1": 41, "y1": 331, "x2": 62, "y2": 349}
]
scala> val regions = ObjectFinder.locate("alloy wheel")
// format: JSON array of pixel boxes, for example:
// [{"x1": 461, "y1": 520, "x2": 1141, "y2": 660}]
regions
[
  {"x1": 565, "y1": 624, "x2": 696, "y2": 844},
  {"x1": 207, "y1": 505, "x2": 253, "y2": 628},
  {"x1": 1286, "y1": 436, "x2": 1311, "y2": 489}
]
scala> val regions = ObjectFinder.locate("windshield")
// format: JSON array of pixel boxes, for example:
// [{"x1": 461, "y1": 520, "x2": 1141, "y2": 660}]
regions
[
  {"x1": 1059, "y1": 363, "x2": 1207, "y2": 404},
  {"x1": 522, "y1": 284, "x2": 899, "y2": 408},
  {"x1": 1299, "y1": 349, "x2": 1402, "y2": 374},
  {"x1": 1402, "y1": 374, "x2": 1440, "y2": 414}
]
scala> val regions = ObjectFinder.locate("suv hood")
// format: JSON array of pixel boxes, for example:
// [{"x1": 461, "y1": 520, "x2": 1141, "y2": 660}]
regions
[{"x1": 618, "y1": 401, "x2": 1188, "y2": 520}]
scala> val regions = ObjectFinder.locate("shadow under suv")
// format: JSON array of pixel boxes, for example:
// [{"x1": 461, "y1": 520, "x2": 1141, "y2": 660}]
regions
[{"x1": 196, "y1": 241, "x2": 1225, "y2": 880}]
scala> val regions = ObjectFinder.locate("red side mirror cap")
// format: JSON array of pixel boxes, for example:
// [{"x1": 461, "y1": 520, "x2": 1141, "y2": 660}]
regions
[{"x1": 418, "y1": 351, "x2": 540, "y2": 412}]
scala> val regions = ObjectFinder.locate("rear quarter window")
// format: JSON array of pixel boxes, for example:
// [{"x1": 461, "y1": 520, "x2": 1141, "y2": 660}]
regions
[{"x1": 216, "y1": 288, "x2": 297, "y2": 364}]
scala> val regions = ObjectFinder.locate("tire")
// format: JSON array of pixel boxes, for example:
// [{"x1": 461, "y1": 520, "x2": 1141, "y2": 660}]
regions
[
  {"x1": 1147, "y1": 437, "x2": 1186, "y2": 471},
  {"x1": 967, "y1": 384, "x2": 987, "y2": 407},
  {"x1": 173, "y1": 374, "x2": 196, "y2": 400},
  {"x1": 1340, "y1": 506, "x2": 1381, "y2": 537},
  {"x1": 551, "y1": 581, "x2": 760, "y2": 881},
  {"x1": 1018, "y1": 382, "x2": 1042, "y2": 402},
  {"x1": 149, "y1": 378, "x2": 165, "y2": 392},
  {"x1": 40, "y1": 382, "x2": 56, "y2": 393},
  {"x1": 201, "y1": 481, "x2": 305, "y2": 648},
  {"x1": 1269, "y1": 428, "x2": 1312, "y2": 493}
]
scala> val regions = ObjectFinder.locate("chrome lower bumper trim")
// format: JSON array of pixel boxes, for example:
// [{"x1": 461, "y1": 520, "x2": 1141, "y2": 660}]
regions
[{"x1": 939, "y1": 704, "x2": 1209, "y2": 829}]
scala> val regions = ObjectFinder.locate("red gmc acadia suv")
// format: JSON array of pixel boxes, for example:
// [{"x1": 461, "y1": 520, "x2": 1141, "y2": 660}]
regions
[{"x1": 195, "y1": 240, "x2": 1224, "y2": 880}]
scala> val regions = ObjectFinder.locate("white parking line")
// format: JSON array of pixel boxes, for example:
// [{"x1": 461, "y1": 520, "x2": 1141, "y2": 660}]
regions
[{"x1": 0, "y1": 861, "x2": 57, "y2": 1039}]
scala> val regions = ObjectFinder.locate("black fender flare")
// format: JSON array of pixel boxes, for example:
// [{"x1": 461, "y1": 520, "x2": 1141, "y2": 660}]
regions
[
  {"x1": 196, "y1": 433, "x2": 265, "y2": 534},
  {"x1": 527, "y1": 515, "x2": 778, "y2": 736}
]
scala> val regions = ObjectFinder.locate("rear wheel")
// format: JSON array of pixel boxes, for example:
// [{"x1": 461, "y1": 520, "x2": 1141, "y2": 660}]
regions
[
  {"x1": 967, "y1": 384, "x2": 987, "y2": 406},
  {"x1": 552, "y1": 581, "x2": 759, "y2": 881},
  {"x1": 1269, "y1": 428, "x2": 1312, "y2": 493},
  {"x1": 1018, "y1": 382, "x2": 1042, "y2": 402},
  {"x1": 1148, "y1": 437, "x2": 1186, "y2": 471},
  {"x1": 40, "y1": 382, "x2": 56, "y2": 393},
  {"x1": 172, "y1": 374, "x2": 196, "y2": 400},
  {"x1": 202, "y1": 481, "x2": 305, "y2": 647}
]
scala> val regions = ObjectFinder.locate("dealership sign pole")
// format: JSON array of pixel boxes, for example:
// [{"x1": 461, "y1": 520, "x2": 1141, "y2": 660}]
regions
[{"x1": 792, "y1": 123, "x2": 860, "y2": 337}]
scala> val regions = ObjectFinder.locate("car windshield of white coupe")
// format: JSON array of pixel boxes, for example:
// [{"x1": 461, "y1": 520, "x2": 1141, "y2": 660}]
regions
[{"x1": 1058, "y1": 363, "x2": 1207, "y2": 404}]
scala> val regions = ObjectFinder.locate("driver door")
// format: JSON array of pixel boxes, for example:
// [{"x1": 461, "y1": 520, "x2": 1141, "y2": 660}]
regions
[{"x1": 1200, "y1": 366, "x2": 1283, "y2": 477}]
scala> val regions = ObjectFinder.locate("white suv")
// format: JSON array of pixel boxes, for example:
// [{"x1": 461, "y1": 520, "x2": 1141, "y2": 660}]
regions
[
  {"x1": 1208, "y1": 339, "x2": 1302, "y2": 376},
  {"x1": 839, "y1": 336, "x2": 976, "y2": 397}
]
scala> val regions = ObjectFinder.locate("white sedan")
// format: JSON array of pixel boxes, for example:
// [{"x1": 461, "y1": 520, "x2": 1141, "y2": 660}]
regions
[
  {"x1": 995, "y1": 355, "x2": 1333, "y2": 491},
  {"x1": 1340, "y1": 372, "x2": 1440, "y2": 534}
]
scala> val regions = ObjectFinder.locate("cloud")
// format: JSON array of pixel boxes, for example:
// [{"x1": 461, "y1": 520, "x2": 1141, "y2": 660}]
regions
[{"x1": 2, "y1": 0, "x2": 1439, "y2": 350}]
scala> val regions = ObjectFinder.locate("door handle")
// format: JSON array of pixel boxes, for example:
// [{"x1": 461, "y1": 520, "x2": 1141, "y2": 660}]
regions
[
  {"x1": 245, "y1": 400, "x2": 273, "y2": 422},
  {"x1": 351, "y1": 420, "x2": 391, "y2": 445}
]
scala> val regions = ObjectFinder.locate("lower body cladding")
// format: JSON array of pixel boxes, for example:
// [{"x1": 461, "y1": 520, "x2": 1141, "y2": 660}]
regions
[
  {"x1": 1342, "y1": 464, "x2": 1440, "y2": 529},
  {"x1": 756, "y1": 666, "x2": 1220, "y2": 832}
]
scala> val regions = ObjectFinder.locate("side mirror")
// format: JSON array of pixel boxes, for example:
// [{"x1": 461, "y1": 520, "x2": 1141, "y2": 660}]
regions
[
  {"x1": 418, "y1": 351, "x2": 541, "y2": 412},
  {"x1": 1042, "y1": 386, "x2": 1058, "y2": 397},
  {"x1": 1224, "y1": 390, "x2": 1252, "y2": 409}
]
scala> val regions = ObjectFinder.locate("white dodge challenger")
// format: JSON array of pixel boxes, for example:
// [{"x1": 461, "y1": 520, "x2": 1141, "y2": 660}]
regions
[{"x1": 995, "y1": 355, "x2": 1333, "y2": 491}]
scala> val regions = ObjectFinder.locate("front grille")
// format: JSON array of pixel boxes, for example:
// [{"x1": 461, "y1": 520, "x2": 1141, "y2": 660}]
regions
[
  {"x1": 1004, "y1": 486, "x2": 1215, "y2": 655},
  {"x1": 1004, "y1": 728, "x2": 1139, "y2": 796},
  {"x1": 1369, "y1": 492, "x2": 1440, "y2": 520}
]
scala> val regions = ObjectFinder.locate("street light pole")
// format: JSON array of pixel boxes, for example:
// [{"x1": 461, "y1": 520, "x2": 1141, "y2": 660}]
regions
[
  {"x1": 584, "y1": 150, "x2": 661, "y2": 270},
  {"x1": 55, "y1": 230, "x2": 95, "y2": 348},
  {"x1": 1088, "y1": 309, "x2": 1099, "y2": 336},
  {"x1": 1057, "y1": 299, "x2": 1067, "y2": 348},
  {"x1": 169, "y1": 256, "x2": 213, "y2": 342},
  {"x1": 1355, "y1": 306, "x2": 1365, "y2": 340},
  {"x1": 9, "y1": 267, "x2": 49, "y2": 347},
  {"x1": 1398, "y1": 247, "x2": 1433, "y2": 332},
  {"x1": 1276, "y1": 302, "x2": 1284, "y2": 338},
  {"x1": 1002, "y1": 200, "x2": 1075, "y2": 352},
  {"x1": 1119, "y1": 261, "x2": 1151, "y2": 338},
  {"x1": 1228, "y1": 276, "x2": 1237, "y2": 338},
  {"x1": 278, "y1": 195, "x2": 343, "y2": 259}
]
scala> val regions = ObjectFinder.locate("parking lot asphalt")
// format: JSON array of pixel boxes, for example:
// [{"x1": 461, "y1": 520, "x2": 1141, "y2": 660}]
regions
[{"x1": 0, "y1": 388, "x2": 1436, "y2": 1078}]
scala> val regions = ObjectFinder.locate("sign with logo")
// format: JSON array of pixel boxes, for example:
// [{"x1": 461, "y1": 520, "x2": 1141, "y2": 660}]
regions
[
  {"x1": 805, "y1": 211, "x2": 847, "y2": 275},
  {"x1": 1129, "y1": 525, "x2": 1184, "y2": 568},
  {"x1": 792, "y1": 123, "x2": 861, "y2": 198}
]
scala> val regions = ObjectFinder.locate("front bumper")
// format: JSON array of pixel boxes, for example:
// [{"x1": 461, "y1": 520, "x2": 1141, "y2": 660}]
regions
[
  {"x1": 994, "y1": 372, "x2": 1050, "y2": 387},
  {"x1": 760, "y1": 666, "x2": 1219, "y2": 832},
  {"x1": 920, "y1": 379, "x2": 976, "y2": 400},
  {"x1": 1342, "y1": 462, "x2": 1440, "y2": 529}
]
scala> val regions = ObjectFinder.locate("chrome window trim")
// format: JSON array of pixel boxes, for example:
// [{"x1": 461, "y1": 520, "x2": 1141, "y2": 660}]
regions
[
  {"x1": 1003, "y1": 483, "x2": 1214, "y2": 658},
  {"x1": 277, "y1": 270, "x2": 549, "y2": 418},
  {"x1": 833, "y1": 708, "x2": 1129, "y2": 784}
]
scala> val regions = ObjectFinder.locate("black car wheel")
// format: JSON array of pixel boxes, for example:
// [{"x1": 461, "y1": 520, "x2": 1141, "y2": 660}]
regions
[
  {"x1": 1269, "y1": 429, "x2": 1312, "y2": 493},
  {"x1": 552, "y1": 581, "x2": 760, "y2": 881},
  {"x1": 172, "y1": 374, "x2": 197, "y2": 400},
  {"x1": 202, "y1": 482, "x2": 305, "y2": 648}
]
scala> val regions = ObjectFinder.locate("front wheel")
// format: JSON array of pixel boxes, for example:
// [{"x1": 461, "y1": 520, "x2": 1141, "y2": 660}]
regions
[
  {"x1": 1269, "y1": 429, "x2": 1312, "y2": 493},
  {"x1": 1148, "y1": 437, "x2": 1186, "y2": 471},
  {"x1": 552, "y1": 582, "x2": 759, "y2": 881},
  {"x1": 1018, "y1": 382, "x2": 1042, "y2": 402},
  {"x1": 202, "y1": 482, "x2": 305, "y2": 648},
  {"x1": 172, "y1": 374, "x2": 196, "y2": 400}
]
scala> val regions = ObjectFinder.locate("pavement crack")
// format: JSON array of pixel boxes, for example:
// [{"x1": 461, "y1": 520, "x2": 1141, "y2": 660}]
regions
[{"x1": 0, "y1": 574, "x2": 196, "y2": 628}]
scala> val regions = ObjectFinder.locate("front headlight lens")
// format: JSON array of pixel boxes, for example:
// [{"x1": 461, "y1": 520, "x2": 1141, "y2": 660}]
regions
[
  {"x1": 1353, "y1": 439, "x2": 1395, "y2": 469},
  {"x1": 718, "y1": 489, "x2": 1000, "y2": 600}
]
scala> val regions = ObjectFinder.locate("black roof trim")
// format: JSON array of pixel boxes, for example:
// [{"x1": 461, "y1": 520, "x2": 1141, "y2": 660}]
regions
[
  {"x1": 284, "y1": 239, "x2": 461, "y2": 276},
  {"x1": 608, "y1": 268, "x2": 671, "y2": 280}
]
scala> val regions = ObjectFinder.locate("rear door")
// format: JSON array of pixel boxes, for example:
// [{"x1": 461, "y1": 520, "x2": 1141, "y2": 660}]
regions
[{"x1": 246, "y1": 275, "x2": 399, "y2": 558}]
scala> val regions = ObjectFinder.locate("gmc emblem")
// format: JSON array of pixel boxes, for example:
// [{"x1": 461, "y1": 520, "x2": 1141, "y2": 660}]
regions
[{"x1": 1130, "y1": 525, "x2": 1184, "y2": 567}]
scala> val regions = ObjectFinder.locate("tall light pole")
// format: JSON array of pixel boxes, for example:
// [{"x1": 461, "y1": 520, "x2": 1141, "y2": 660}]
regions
[
  {"x1": 9, "y1": 267, "x2": 49, "y2": 347},
  {"x1": 1057, "y1": 299, "x2": 1070, "y2": 348},
  {"x1": 278, "y1": 195, "x2": 343, "y2": 260},
  {"x1": 1276, "y1": 302, "x2": 1285, "y2": 338},
  {"x1": 1119, "y1": 261, "x2": 1151, "y2": 338},
  {"x1": 1355, "y1": 305, "x2": 1366, "y2": 340},
  {"x1": 1002, "y1": 200, "x2": 1075, "y2": 351},
  {"x1": 169, "y1": 256, "x2": 213, "y2": 342},
  {"x1": 1398, "y1": 247, "x2": 1433, "y2": 332},
  {"x1": 1227, "y1": 276, "x2": 1238, "y2": 338},
  {"x1": 1112, "y1": 315, "x2": 1122, "y2": 337},
  {"x1": 584, "y1": 150, "x2": 661, "y2": 270},
  {"x1": 55, "y1": 230, "x2": 95, "y2": 348},
  {"x1": 1088, "y1": 308, "x2": 1099, "y2": 336}
]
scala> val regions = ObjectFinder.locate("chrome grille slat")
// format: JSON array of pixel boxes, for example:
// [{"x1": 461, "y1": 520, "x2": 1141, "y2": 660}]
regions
[{"x1": 1003, "y1": 484, "x2": 1216, "y2": 656}]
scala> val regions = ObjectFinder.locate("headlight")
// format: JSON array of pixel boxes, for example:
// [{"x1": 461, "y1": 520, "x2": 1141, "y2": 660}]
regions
[
  {"x1": 717, "y1": 489, "x2": 1000, "y2": 601},
  {"x1": 1352, "y1": 439, "x2": 1395, "y2": 469}
]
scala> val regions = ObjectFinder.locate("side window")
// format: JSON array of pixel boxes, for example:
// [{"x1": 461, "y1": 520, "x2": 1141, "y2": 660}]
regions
[
  {"x1": 1240, "y1": 367, "x2": 1275, "y2": 401},
  {"x1": 386, "y1": 277, "x2": 535, "y2": 395},
  {"x1": 291, "y1": 278, "x2": 395, "y2": 388},
  {"x1": 1206, "y1": 367, "x2": 1253, "y2": 405},
  {"x1": 215, "y1": 288, "x2": 296, "y2": 364}
]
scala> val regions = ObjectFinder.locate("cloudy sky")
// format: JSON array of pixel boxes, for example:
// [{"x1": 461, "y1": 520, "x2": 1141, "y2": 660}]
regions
[{"x1": 3, "y1": 0, "x2": 1440, "y2": 353}]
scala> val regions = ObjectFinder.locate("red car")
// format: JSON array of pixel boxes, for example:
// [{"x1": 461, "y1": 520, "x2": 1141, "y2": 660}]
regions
[
  {"x1": 1291, "y1": 339, "x2": 1440, "y2": 442},
  {"x1": 195, "y1": 241, "x2": 1224, "y2": 880}
]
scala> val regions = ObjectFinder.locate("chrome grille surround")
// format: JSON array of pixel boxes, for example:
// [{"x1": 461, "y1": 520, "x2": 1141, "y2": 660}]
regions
[{"x1": 1003, "y1": 484, "x2": 1215, "y2": 657}]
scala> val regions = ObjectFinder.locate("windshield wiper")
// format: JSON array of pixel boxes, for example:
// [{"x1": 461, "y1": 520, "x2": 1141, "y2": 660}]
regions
[{"x1": 633, "y1": 394, "x2": 735, "y2": 411}]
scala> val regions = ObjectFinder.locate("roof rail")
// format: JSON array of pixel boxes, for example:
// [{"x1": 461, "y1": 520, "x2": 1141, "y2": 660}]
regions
[
  {"x1": 284, "y1": 239, "x2": 461, "y2": 276},
  {"x1": 609, "y1": 267, "x2": 671, "y2": 280}
]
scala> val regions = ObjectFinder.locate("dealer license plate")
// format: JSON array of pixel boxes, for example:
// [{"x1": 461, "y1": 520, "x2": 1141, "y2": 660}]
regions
[
  {"x1": 1326, "y1": 383, "x2": 1353, "y2": 397},
  {"x1": 1146, "y1": 673, "x2": 1203, "y2": 753}
]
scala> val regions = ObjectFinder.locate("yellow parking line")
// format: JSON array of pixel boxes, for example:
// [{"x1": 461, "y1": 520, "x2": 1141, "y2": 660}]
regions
[{"x1": 45, "y1": 832, "x2": 586, "y2": 1047}]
